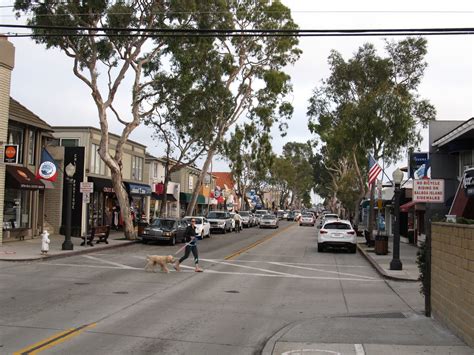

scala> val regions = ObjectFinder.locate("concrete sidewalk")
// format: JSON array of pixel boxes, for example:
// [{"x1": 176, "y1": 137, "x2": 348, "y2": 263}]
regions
[
  {"x1": 0, "y1": 231, "x2": 136, "y2": 261},
  {"x1": 357, "y1": 236, "x2": 420, "y2": 281}
]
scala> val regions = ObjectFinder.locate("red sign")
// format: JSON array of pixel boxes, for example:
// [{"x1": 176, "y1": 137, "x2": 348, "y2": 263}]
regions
[{"x1": 4, "y1": 144, "x2": 19, "y2": 164}]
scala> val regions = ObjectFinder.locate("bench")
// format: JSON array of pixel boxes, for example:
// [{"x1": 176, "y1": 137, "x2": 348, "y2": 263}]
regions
[{"x1": 81, "y1": 225, "x2": 111, "y2": 246}]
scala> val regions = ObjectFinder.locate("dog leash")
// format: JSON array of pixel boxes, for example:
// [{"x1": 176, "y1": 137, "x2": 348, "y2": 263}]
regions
[{"x1": 174, "y1": 237, "x2": 197, "y2": 255}]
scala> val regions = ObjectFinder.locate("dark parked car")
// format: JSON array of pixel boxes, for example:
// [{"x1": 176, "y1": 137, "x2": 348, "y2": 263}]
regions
[{"x1": 140, "y1": 218, "x2": 187, "y2": 245}]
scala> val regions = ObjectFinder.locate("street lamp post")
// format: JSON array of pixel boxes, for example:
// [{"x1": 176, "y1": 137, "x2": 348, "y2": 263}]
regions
[
  {"x1": 62, "y1": 162, "x2": 76, "y2": 250},
  {"x1": 390, "y1": 167, "x2": 404, "y2": 270}
]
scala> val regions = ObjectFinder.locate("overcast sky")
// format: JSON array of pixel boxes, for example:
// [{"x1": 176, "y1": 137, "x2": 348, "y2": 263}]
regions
[{"x1": 1, "y1": 1, "x2": 473, "y2": 199}]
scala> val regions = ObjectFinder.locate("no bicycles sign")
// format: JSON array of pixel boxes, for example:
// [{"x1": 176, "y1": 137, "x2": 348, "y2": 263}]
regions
[{"x1": 413, "y1": 179, "x2": 445, "y2": 203}]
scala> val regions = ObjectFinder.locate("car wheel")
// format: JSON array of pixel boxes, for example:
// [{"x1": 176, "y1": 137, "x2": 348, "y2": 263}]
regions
[
  {"x1": 223, "y1": 227, "x2": 226, "y2": 234},
  {"x1": 317, "y1": 244, "x2": 324, "y2": 252},
  {"x1": 142, "y1": 239, "x2": 148, "y2": 244},
  {"x1": 350, "y1": 245, "x2": 357, "y2": 254},
  {"x1": 170, "y1": 236, "x2": 176, "y2": 246}
]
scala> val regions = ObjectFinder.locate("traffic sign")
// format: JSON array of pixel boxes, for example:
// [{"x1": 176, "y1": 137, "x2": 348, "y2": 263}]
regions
[
  {"x1": 83, "y1": 193, "x2": 90, "y2": 203},
  {"x1": 80, "y1": 182, "x2": 94, "y2": 194}
]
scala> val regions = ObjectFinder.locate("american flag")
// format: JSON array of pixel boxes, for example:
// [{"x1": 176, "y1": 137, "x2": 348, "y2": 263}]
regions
[{"x1": 368, "y1": 154, "x2": 382, "y2": 186}]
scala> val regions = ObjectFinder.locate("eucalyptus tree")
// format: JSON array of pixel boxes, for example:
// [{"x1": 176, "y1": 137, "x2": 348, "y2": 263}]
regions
[
  {"x1": 157, "y1": 0, "x2": 302, "y2": 216},
  {"x1": 224, "y1": 124, "x2": 274, "y2": 211},
  {"x1": 14, "y1": 1, "x2": 184, "y2": 238},
  {"x1": 308, "y1": 38, "x2": 435, "y2": 235},
  {"x1": 281, "y1": 142, "x2": 315, "y2": 207}
]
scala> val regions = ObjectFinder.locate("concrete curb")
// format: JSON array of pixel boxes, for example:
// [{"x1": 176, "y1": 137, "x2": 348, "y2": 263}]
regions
[
  {"x1": 0, "y1": 240, "x2": 139, "y2": 262},
  {"x1": 261, "y1": 320, "x2": 301, "y2": 355},
  {"x1": 357, "y1": 244, "x2": 419, "y2": 282}
]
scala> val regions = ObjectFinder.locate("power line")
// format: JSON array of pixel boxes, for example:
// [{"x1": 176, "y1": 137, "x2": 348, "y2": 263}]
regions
[
  {"x1": 3, "y1": 31, "x2": 474, "y2": 38},
  {"x1": 1, "y1": 23, "x2": 474, "y2": 35}
]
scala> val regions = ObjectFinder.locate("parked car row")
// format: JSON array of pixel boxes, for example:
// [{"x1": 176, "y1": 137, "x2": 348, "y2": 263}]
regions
[{"x1": 139, "y1": 209, "x2": 273, "y2": 245}]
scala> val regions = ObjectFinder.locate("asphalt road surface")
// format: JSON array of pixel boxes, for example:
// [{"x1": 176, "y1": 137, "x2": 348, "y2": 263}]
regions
[{"x1": 0, "y1": 221, "x2": 468, "y2": 354}]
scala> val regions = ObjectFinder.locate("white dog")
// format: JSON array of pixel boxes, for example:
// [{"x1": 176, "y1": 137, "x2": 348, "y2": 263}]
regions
[{"x1": 144, "y1": 255, "x2": 176, "y2": 273}]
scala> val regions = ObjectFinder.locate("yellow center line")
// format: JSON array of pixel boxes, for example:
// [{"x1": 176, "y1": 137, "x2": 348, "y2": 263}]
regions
[
  {"x1": 224, "y1": 223, "x2": 295, "y2": 260},
  {"x1": 13, "y1": 323, "x2": 96, "y2": 355}
]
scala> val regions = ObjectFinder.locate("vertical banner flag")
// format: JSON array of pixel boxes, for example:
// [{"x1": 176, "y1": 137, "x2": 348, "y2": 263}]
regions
[
  {"x1": 37, "y1": 148, "x2": 58, "y2": 182},
  {"x1": 368, "y1": 154, "x2": 382, "y2": 187}
]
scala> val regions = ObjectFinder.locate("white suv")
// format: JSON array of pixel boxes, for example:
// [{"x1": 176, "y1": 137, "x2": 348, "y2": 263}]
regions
[{"x1": 317, "y1": 219, "x2": 357, "y2": 253}]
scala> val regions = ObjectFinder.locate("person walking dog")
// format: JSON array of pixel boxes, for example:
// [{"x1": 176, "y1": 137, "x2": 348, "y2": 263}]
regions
[{"x1": 174, "y1": 218, "x2": 203, "y2": 272}]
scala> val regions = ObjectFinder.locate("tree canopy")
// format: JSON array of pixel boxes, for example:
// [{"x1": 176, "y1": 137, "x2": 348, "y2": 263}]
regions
[{"x1": 308, "y1": 38, "x2": 436, "y2": 224}]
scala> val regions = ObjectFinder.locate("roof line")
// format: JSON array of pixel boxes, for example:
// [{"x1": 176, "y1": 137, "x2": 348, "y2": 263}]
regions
[
  {"x1": 53, "y1": 126, "x2": 147, "y2": 148},
  {"x1": 432, "y1": 117, "x2": 474, "y2": 147}
]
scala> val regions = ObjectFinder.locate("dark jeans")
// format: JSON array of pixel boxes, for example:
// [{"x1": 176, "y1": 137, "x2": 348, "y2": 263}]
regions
[{"x1": 179, "y1": 245, "x2": 199, "y2": 264}]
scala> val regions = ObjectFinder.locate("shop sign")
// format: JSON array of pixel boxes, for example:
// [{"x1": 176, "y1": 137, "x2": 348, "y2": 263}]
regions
[
  {"x1": 463, "y1": 168, "x2": 474, "y2": 197},
  {"x1": 409, "y1": 152, "x2": 429, "y2": 179},
  {"x1": 413, "y1": 179, "x2": 445, "y2": 203},
  {"x1": 61, "y1": 147, "x2": 85, "y2": 235},
  {"x1": 3, "y1": 144, "x2": 19, "y2": 164}
]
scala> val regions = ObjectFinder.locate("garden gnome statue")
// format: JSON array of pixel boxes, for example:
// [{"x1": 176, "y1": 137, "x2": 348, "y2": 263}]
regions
[{"x1": 41, "y1": 230, "x2": 50, "y2": 255}]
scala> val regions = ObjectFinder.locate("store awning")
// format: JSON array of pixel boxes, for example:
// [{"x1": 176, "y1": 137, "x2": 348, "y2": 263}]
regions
[
  {"x1": 152, "y1": 193, "x2": 177, "y2": 202},
  {"x1": 6, "y1": 165, "x2": 45, "y2": 190},
  {"x1": 180, "y1": 192, "x2": 206, "y2": 204},
  {"x1": 124, "y1": 182, "x2": 152, "y2": 196},
  {"x1": 88, "y1": 176, "x2": 114, "y2": 193},
  {"x1": 400, "y1": 201, "x2": 416, "y2": 212}
]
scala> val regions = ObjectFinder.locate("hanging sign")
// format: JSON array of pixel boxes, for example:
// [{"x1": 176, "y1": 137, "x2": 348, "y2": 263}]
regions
[{"x1": 3, "y1": 144, "x2": 19, "y2": 164}]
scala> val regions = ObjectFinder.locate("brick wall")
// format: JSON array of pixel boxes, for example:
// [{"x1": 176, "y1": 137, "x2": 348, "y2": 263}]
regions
[
  {"x1": 43, "y1": 146, "x2": 65, "y2": 234},
  {"x1": 431, "y1": 222, "x2": 474, "y2": 347}
]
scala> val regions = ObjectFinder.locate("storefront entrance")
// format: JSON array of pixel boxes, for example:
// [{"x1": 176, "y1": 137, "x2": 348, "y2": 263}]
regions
[{"x1": 3, "y1": 165, "x2": 44, "y2": 241}]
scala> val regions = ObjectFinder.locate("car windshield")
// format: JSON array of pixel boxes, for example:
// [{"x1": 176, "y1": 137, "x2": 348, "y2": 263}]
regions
[
  {"x1": 325, "y1": 214, "x2": 338, "y2": 219},
  {"x1": 208, "y1": 212, "x2": 227, "y2": 219},
  {"x1": 303, "y1": 214, "x2": 313, "y2": 217},
  {"x1": 263, "y1": 215, "x2": 275, "y2": 220},
  {"x1": 151, "y1": 219, "x2": 176, "y2": 229},
  {"x1": 324, "y1": 222, "x2": 351, "y2": 230},
  {"x1": 239, "y1": 212, "x2": 249, "y2": 216},
  {"x1": 184, "y1": 218, "x2": 202, "y2": 225}
]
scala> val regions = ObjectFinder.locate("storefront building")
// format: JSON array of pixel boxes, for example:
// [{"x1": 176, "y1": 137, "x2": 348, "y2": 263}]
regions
[
  {"x1": 431, "y1": 118, "x2": 474, "y2": 218},
  {"x1": 2, "y1": 98, "x2": 54, "y2": 243},
  {"x1": 170, "y1": 165, "x2": 208, "y2": 216},
  {"x1": 144, "y1": 154, "x2": 180, "y2": 219},
  {"x1": 53, "y1": 126, "x2": 150, "y2": 235}
]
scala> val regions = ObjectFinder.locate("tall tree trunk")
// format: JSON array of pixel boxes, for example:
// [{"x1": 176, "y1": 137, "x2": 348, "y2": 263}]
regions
[
  {"x1": 187, "y1": 147, "x2": 215, "y2": 216},
  {"x1": 110, "y1": 171, "x2": 135, "y2": 239},
  {"x1": 159, "y1": 163, "x2": 171, "y2": 217},
  {"x1": 367, "y1": 183, "x2": 376, "y2": 243}
]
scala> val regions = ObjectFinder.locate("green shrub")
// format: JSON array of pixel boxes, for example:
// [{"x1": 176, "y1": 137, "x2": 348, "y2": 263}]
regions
[
  {"x1": 416, "y1": 241, "x2": 427, "y2": 295},
  {"x1": 456, "y1": 217, "x2": 474, "y2": 225}
]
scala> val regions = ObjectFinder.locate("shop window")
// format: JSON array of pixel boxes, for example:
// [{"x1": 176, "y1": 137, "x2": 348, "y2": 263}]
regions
[
  {"x1": 91, "y1": 143, "x2": 104, "y2": 175},
  {"x1": 60, "y1": 138, "x2": 79, "y2": 147},
  {"x1": 132, "y1": 156, "x2": 143, "y2": 181},
  {"x1": 27, "y1": 130, "x2": 36, "y2": 165},
  {"x1": 3, "y1": 189, "x2": 31, "y2": 229},
  {"x1": 459, "y1": 150, "x2": 474, "y2": 177},
  {"x1": 7, "y1": 125, "x2": 24, "y2": 164}
]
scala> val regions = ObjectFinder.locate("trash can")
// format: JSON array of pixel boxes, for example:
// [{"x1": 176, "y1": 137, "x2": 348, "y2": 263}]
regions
[
  {"x1": 137, "y1": 221, "x2": 148, "y2": 236},
  {"x1": 374, "y1": 234, "x2": 388, "y2": 255}
]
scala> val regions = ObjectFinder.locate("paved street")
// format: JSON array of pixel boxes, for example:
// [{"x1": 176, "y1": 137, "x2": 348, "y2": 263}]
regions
[{"x1": 0, "y1": 222, "x2": 470, "y2": 354}]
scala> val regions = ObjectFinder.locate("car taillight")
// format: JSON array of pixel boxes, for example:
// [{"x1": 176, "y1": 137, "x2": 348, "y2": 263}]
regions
[
  {"x1": 347, "y1": 231, "x2": 355, "y2": 235},
  {"x1": 320, "y1": 230, "x2": 327, "y2": 234}
]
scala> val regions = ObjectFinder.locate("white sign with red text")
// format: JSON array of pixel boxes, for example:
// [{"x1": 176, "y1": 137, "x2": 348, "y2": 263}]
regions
[{"x1": 413, "y1": 179, "x2": 445, "y2": 203}]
